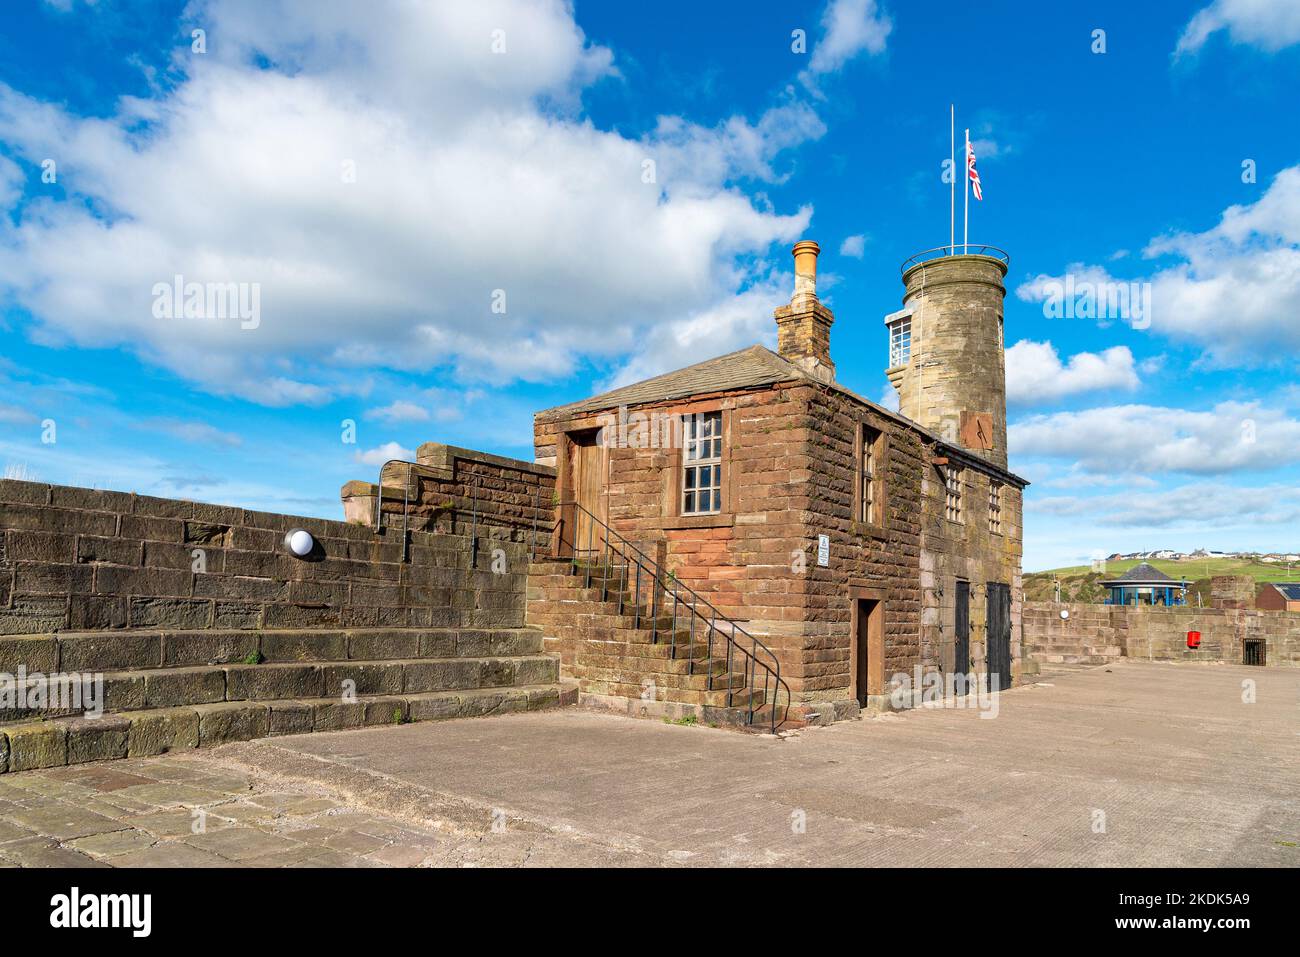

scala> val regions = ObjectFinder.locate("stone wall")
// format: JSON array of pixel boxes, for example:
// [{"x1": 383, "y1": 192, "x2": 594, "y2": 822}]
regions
[
  {"x1": 1024, "y1": 600, "x2": 1300, "y2": 668},
  {"x1": 894, "y1": 254, "x2": 1009, "y2": 470},
  {"x1": 0, "y1": 476, "x2": 531, "y2": 636},
  {"x1": 341, "y1": 442, "x2": 555, "y2": 547},
  {"x1": 920, "y1": 461, "x2": 1025, "y2": 683},
  {"x1": 532, "y1": 379, "x2": 1023, "y2": 708}
]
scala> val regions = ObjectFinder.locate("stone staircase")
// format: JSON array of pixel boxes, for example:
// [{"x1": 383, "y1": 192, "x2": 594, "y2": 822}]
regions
[
  {"x1": 528, "y1": 558, "x2": 786, "y2": 729},
  {"x1": 0, "y1": 626, "x2": 571, "y2": 774}
]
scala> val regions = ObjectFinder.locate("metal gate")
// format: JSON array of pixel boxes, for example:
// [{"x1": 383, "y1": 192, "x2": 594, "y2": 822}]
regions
[
  {"x1": 954, "y1": 580, "x2": 970, "y2": 695},
  {"x1": 1244, "y1": 639, "x2": 1266, "y2": 666},
  {"x1": 985, "y1": 582, "x2": 1012, "y2": 692}
]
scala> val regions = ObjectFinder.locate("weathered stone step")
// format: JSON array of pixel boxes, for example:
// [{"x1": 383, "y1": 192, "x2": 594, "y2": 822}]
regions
[
  {"x1": 0, "y1": 654, "x2": 560, "y2": 721},
  {"x1": 0, "y1": 626, "x2": 546, "y2": 675},
  {"x1": 0, "y1": 682, "x2": 574, "y2": 774}
]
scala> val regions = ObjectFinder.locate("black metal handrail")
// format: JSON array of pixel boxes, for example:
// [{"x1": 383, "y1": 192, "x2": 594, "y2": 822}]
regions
[
  {"x1": 561, "y1": 501, "x2": 790, "y2": 732},
  {"x1": 371, "y1": 458, "x2": 452, "y2": 561}
]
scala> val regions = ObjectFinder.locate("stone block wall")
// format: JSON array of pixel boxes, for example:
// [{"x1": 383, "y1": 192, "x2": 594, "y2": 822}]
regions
[
  {"x1": 530, "y1": 380, "x2": 1025, "y2": 706},
  {"x1": 1024, "y1": 600, "x2": 1300, "y2": 668},
  {"x1": 341, "y1": 443, "x2": 555, "y2": 548},
  {"x1": 0, "y1": 477, "x2": 531, "y2": 636},
  {"x1": 920, "y1": 463, "x2": 1025, "y2": 683}
]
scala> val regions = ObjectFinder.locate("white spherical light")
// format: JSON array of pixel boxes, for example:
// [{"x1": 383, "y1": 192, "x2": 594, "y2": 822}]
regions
[
  {"x1": 285, "y1": 529, "x2": 315, "y2": 557},
  {"x1": 1059, "y1": 609, "x2": 1070, "y2": 620}
]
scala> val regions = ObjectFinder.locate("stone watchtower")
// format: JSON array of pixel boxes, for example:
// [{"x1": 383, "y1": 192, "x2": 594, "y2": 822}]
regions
[{"x1": 885, "y1": 249, "x2": 1009, "y2": 469}]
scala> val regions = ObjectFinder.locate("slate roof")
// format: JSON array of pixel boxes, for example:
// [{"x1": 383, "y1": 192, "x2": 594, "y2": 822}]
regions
[
  {"x1": 1265, "y1": 582, "x2": 1300, "y2": 601},
  {"x1": 537, "y1": 345, "x2": 805, "y2": 418},
  {"x1": 535, "y1": 342, "x2": 1030, "y2": 487},
  {"x1": 1100, "y1": 562, "x2": 1178, "y2": 585}
]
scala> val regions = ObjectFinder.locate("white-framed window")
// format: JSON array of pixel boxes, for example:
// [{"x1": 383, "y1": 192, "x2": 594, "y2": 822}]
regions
[
  {"x1": 945, "y1": 466, "x2": 963, "y2": 524},
  {"x1": 682, "y1": 411, "x2": 722, "y2": 515},
  {"x1": 889, "y1": 317, "x2": 912, "y2": 367},
  {"x1": 988, "y1": 481, "x2": 1002, "y2": 535}
]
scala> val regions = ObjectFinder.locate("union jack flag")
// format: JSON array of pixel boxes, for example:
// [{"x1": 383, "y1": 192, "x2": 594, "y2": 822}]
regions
[{"x1": 967, "y1": 139, "x2": 983, "y2": 201}]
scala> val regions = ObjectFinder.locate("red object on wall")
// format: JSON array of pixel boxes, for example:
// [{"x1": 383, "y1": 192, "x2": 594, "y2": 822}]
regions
[{"x1": 1187, "y1": 630, "x2": 1201, "y2": 649}]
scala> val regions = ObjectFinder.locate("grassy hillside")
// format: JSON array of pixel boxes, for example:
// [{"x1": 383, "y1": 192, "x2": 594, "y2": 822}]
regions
[{"x1": 1024, "y1": 557, "x2": 1299, "y2": 605}]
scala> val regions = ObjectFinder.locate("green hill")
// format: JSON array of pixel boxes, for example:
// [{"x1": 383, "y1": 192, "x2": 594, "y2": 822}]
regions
[{"x1": 1024, "y1": 557, "x2": 1298, "y2": 605}]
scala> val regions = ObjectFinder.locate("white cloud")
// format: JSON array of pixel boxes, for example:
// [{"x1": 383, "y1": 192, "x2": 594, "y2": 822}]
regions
[
  {"x1": 804, "y1": 0, "x2": 892, "y2": 82},
  {"x1": 603, "y1": 275, "x2": 788, "y2": 389},
  {"x1": 364, "y1": 401, "x2": 430, "y2": 425},
  {"x1": 0, "y1": 403, "x2": 38, "y2": 425},
  {"x1": 1031, "y1": 482, "x2": 1300, "y2": 530},
  {"x1": 143, "y1": 418, "x2": 243, "y2": 447},
  {"x1": 839, "y1": 234, "x2": 866, "y2": 258},
  {"x1": 1015, "y1": 166, "x2": 1300, "y2": 364},
  {"x1": 353, "y1": 441, "x2": 414, "y2": 466},
  {"x1": 0, "y1": 0, "x2": 835, "y2": 406},
  {"x1": 1005, "y1": 340, "x2": 1140, "y2": 405},
  {"x1": 1011, "y1": 400, "x2": 1300, "y2": 475},
  {"x1": 1176, "y1": 0, "x2": 1300, "y2": 55}
]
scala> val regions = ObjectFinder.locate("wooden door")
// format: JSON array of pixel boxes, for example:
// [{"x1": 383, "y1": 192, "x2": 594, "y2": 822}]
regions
[
  {"x1": 853, "y1": 598, "x2": 883, "y2": 707},
  {"x1": 954, "y1": 580, "x2": 970, "y2": 694},
  {"x1": 568, "y1": 430, "x2": 607, "y2": 557},
  {"x1": 985, "y1": 582, "x2": 1011, "y2": 691}
]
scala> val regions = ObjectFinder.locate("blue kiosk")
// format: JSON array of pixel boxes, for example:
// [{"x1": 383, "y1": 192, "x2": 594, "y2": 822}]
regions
[{"x1": 1100, "y1": 562, "x2": 1187, "y2": 606}]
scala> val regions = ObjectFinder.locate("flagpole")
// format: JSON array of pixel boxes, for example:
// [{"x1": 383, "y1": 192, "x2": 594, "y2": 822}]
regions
[
  {"x1": 963, "y1": 128, "x2": 970, "y2": 254},
  {"x1": 950, "y1": 105, "x2": 955, "y2": 256}
]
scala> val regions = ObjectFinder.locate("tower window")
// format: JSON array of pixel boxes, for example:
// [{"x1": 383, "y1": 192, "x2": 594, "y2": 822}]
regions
[
  {"x1": 988, "y1": 481, "x2": 1002, "y2": 535},
  {"x1": 682, "y1": 411, "x2": 723, "y2": 515},
  {"x1": 945, "y1": 466, "x2": 964, "y2": 524},
  {"x1": 889, "y1": 317, "x2": 911, "y2": 367}
]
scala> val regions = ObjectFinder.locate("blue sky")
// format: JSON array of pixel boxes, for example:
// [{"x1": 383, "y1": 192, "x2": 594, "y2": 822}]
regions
[{"x1": 0, "y1": 0, "x2": 1297, "y2": 570}]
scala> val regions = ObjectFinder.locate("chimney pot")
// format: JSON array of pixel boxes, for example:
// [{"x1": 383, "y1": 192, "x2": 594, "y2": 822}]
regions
[{"x1": 792, "y1": 240, "x2": 820, "y2": 297}]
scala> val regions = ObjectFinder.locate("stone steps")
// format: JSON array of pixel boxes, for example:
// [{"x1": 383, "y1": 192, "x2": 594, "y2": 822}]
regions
[
  {"x1": 0, "y1": 623, "x2": 572, "y2": 773},
  {"x1": 531, "y1": 559, "x2": 784, "y2": 728},
  {"x1": 0, "y1": 626, "x2": 546, "y2": 674},
  {"x1": 1, "y1": 654, "x2": 561, "y2": 719},
  {"x1": 0, "y1": 683, "x2": 572, "y2": 773}
]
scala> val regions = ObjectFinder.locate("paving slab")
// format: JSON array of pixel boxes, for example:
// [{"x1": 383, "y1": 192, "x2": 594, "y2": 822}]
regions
[
  {"x1": 210, "y1": 661, "x2": 1300, "y2": 867},
  {"x1": 0, "y1": 660, "x2": 1294, "y2": 867}
]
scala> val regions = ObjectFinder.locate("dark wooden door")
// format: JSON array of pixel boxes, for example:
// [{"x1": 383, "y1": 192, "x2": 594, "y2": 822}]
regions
[
  {"x1": 985, "y1": 582, "x2": 1011, "y2": 691},
  {"x1": 954, "y1": 580, "x2": 970, "y2": 694},
  {"x1": 853, "y1": 598, "x2": 882, "y2": 707}
]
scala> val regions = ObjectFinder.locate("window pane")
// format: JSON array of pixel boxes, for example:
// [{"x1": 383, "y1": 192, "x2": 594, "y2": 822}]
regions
[
  {"x1": 684, "y1": 491, "x2": 695, "y2": 513},
  {"x1": 684, "y1": 468, "x2": 696, "y2": 489}
]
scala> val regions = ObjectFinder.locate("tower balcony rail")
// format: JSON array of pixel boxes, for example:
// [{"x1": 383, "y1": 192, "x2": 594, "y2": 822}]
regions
[{"x1": 900, "y1": 244, "x2": 1009, "y2": 274}]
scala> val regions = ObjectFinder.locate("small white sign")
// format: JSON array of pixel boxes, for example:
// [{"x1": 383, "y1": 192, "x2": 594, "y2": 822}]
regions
[{"x1": 817, "y1": 534, "x2": 830, "y2": 567}]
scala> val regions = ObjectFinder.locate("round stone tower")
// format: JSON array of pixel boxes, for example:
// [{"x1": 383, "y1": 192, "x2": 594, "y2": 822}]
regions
[{"x1": 886, "y1": 250, "x2": 1009, "y2": 469}]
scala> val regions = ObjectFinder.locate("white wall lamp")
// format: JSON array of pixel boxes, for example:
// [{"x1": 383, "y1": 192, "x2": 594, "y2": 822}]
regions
[{"x1": 284, "y1": 528, "x2": 315, "y2": 558}]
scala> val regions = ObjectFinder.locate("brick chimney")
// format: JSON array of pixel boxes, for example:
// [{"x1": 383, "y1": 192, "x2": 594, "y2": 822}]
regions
[{"x1": 774, "y1": 240, "x2": 835, "y2": 383}]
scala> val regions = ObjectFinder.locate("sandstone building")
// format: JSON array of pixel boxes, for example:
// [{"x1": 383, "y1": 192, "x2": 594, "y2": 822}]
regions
[{"x1": 529, "y1": 242, "x2": 1027, "y2": 725}]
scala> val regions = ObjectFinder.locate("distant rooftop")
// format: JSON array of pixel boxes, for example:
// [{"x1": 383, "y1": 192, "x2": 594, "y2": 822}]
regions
[
  {"x1": 1099, "y1": 562, "x2": 1180, "y2": 585},
  {"x1": 1264, "y1": 583, "x2": 1300, "y2": 601}
]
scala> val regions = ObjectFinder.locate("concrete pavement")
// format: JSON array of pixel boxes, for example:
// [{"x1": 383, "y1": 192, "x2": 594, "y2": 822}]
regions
[{"x1": 1, "y1": 660, "x2": 1296, "y2": 866}]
